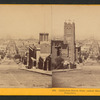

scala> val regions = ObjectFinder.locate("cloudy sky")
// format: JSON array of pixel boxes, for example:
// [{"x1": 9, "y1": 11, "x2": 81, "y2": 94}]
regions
[{"x1": 0, "y1": 5, "x2": 100, "y2": 40}]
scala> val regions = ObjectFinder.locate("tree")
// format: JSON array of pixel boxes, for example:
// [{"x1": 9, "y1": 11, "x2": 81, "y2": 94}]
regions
[
  {"x1": 7, "y1": 54, "x2": 12, "y2": 59},
  {"x1": 0, "y1": 52, "x2": 6, "y2": 59},
  {"x1": 97, "y1": 56, "x2": 100, "y2": 60},
  {"x1": 81, "y1": 52, "x2": 89, "y2": 60},
  {"x1": 78, "y1": 57, "x2": 83, "y2": 63},
  {"x1": 14, "y1": 54, "x2": 21, "y2": 59}
]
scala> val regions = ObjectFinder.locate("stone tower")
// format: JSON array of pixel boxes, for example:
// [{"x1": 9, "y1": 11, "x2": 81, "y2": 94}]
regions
[
  {"x1": 64, "y1": 21, "x2": 75, "y2": 63},
  {"x1": 39, "y1": 33, "x2": 49, "y2": 44}
]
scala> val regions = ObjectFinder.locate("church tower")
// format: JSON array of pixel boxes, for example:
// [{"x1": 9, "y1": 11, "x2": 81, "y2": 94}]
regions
[
  {"x1": 39, "y1": 33, "x2": 49, "y2": 44},
  {"x1": 64, "y1": 21, "x2": 75, "y2": 63}
]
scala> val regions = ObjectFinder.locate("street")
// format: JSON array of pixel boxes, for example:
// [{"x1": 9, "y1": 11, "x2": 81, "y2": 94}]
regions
[
  {"x1": 52, "y1": 60, "x2": 100, "y2": 88},
  {"x1": 0, "y1": 58, "x2": 51, "y2": 88}
]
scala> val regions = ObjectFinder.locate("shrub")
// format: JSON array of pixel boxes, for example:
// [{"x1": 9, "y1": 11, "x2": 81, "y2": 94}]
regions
[
  {"x1": 51, "y1": 63, "x2": 57, "y2": 69},
  {"x1": 14, "y1": 54, "x2": 21, "y2": 59},
  {"x1": 97, "y1": 56, "x2": 100, "y2": 60}
]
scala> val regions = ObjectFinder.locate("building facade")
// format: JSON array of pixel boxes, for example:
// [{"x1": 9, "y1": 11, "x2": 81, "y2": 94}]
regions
[
  {"x1": 51, "y1": 40, "x2": 68, "y2": 64},
  {"x1": 28, "y1": 33, "x2": 51, "y2": 70},
  {"x1": 51, "y1": 40, "x2": 63, "y2": 64}
]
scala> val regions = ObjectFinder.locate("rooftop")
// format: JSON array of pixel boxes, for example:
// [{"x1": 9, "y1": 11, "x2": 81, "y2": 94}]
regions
[{"x1": 39, "y1": 33, "x2": 49, "y2": 35}]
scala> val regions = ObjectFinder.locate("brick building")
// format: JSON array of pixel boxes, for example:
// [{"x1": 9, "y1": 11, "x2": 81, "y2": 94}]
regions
[
  {"x1": 51, "y1": 40, "x2": 68, "y2": 64},
  {"x1": 28, "y1": 33, "x2": 51, "y2": 70},
  {"x1": 51, "y1": 21, "x2": 81, "y2": 69},
  {"x1": 51, "y1": 40, "x2": 63, "y2": 64}
]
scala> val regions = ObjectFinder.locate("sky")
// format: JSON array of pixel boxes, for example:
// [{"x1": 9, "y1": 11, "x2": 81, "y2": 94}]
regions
[
  {"x1": 0, "y1": 5, "x2": 51, "y2": 39},
  {"x1": 0, "y1": 5, "x2": 100, "y2": 40},
  {"x1": 52, "y1": 5, "x2": 100, "y2": 40}
]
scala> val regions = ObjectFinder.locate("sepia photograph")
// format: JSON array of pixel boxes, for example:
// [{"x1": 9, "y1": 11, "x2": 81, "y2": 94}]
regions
[
  {"x1": 52, "y1": 5, "x2": 100, "y2": 88},
  {"x1": 1, "y1": 4, "x2": 100, "y2": 89},
  {"x1": 0, "y1": 5, "x2": 52, "y2": 88}
]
